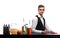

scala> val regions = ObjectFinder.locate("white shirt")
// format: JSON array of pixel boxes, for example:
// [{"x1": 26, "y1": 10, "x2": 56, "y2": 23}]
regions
[{"x1": 31, "y1": 14, "x2": 51, "y2": 33}]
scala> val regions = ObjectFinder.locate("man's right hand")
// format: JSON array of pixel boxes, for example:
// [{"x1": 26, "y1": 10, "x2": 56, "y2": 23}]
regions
[{"x1": 41, "y1": 30, "x2": 49, "y2": 34}]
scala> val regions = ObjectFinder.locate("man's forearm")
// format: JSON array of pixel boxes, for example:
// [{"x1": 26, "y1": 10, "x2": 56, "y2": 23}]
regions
[{"x1": 32, "y1": 29, "x2": 43, "y2": 33}]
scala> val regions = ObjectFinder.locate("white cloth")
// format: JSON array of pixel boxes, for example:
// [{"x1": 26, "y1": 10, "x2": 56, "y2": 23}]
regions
[{"x1": 31, "y1": 14, "x2": 51, "y2": 33}]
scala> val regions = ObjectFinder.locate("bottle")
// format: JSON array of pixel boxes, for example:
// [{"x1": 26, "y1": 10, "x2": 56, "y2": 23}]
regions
[
  {"x1": 8, "y1": 24, "x2": 10, "y2": 29},
  {"x1": 25, "y1": 24, "x2": 32, "y2": 35},
  {"x1": 25, "y1": 26, "x2": 28, "y2": 35},
  {"x1": 22, "y1": 26, "x2": 25, "y2": 32},
  {"x1": 28, "y1": 20, "x2": 32, "y2": 35},
  {"x1": 24, "y1": 24, "x2": 28, "y2": 35},
  {"x1": 3, "y1": 24, "x2": 5, "y2": 35},
  {"x1": 28, "y1": 28, "x2": 32, "y2": 35},
  {"x1": 27, "y1": 24, "x2": 32, "y2": 35},
  {"x1": 3, "y1": 24, "x2": 10, "y2": 35}
]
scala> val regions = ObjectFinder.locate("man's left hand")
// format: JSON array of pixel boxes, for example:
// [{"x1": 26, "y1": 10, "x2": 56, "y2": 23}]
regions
[{"x1": 49, "y1": 31, "x2": 57, "y2": 34}]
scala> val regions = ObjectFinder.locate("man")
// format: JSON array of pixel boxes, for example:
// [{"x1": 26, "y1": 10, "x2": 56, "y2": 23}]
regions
[{"x1": 31, "y1": 5, "x2": 57, "y2": 35}]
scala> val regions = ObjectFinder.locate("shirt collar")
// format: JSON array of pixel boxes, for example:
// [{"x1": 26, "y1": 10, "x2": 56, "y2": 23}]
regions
[{"x1": 37, "y1": 14, "x2": 43, "y2": 18}]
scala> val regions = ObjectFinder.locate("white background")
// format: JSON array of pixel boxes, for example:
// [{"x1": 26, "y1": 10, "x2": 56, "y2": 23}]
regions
[{"x1": 0, "y1": 0, "x2": 60, "y2": 34}]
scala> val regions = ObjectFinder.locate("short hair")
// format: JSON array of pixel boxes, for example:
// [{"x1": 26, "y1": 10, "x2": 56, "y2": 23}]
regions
[{"x1": 38, "y1": 5, "x2": 45, "y2": 9}]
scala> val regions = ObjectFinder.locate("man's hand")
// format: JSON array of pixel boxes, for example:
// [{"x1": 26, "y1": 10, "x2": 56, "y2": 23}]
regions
[
  {"x1": 41, "y1": 30, "x2": 57, "y2": 34},
  {"x1": 49, "y1": 31, "x2": 57, "y2": 34},
  {"x1": 41, "y1": 29, "x2": 49, "y2": 34}
]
